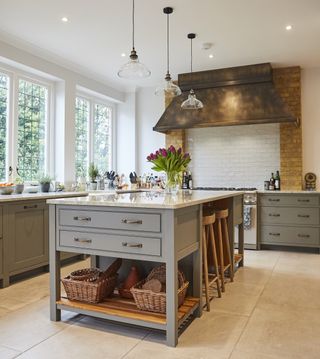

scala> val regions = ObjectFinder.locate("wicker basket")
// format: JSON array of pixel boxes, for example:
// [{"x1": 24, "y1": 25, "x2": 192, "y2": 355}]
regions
[
  {"x1": 70, "y1": 268, "x2": 101, "y2": 282},
  {"x1": 130, "y1": 264, "x2": 189, "y2": 314},
  {"x1": 62, "y1": 273, "x2": 118, "y2": 304}
]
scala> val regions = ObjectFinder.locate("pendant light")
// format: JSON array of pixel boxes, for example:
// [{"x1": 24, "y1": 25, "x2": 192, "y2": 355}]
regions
[
  {"x1": 155, "y1": 7, "x2": 181, "y2": 97},
  {"x1": 181, "y1": 33, "x2": 204, "y2": 110},
  {"x1": 118, "y1": 0, "x2": 151, "y2": 79}
]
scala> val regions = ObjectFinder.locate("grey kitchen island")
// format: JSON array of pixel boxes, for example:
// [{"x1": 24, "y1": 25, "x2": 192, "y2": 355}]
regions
[{"x1": 47, "y1": 190, "x2": 244, "y2": 347}]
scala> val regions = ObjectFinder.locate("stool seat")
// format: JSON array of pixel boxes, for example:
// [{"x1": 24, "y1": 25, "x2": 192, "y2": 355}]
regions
[
  {"x1": 202, "y1": 214, "x2": 222, "y2": 311},
  {"x1": 215, "y1": 209, "x2": 229, "y2": 219}
]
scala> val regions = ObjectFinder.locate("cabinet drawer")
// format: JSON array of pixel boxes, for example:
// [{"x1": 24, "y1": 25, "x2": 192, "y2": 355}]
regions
[
  {"x1": 261, "y1": 225, "x2": 320, "y2": 246},
  {"x1": 59, "y1": 230, "x2": 161, "y2": 257},
  {"x1": 59, "y1": 209, "x2": 161, "y2": 233},
  {"x1": 259, "y1": 194, "x2": 319, "y2": 207},
  {"x1": 260, "y1": 207, "x2": 319, "y2": 225}
]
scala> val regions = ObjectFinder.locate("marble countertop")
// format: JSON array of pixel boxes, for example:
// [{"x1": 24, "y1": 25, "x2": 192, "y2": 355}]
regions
[
  {"x1": 258, "y1": 190, "x2": 319, "y2": 194},
  {"x1": 0, "y1": 191, "x2": 87, "y2": 203},
  {"x1": 47, "y1": 190, "x2": 243, "y2": 209}
]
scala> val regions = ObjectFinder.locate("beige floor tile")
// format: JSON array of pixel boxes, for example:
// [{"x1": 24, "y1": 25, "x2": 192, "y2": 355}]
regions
[
  {"x1": 125, "y1": 312, "x2": 249, "y2": 359},
  {"x1": 257, "y1": 272, "x2": 320, "y2": 311},
  {"x1": 0, "y1": 297, "x2": 79, "y2": 352},
  {"x1": 0, "y1": 307, "x2": 11, "y2": 317},
  {"x1": 210, "y1": 281, "x2": 263, "y2": 316},
  {"x1": 0, "y1": 345, "x2": 21, "y2": 359},
  {"x1": 18, "y1": 316, "x2": 148, "y2": 359},
  {"x1": 230, "y1": 349, "x2": 284, "y2": 359},
  {"x1": 235, "y1": 266, "x2": 272, "y2": 286},
  {"x1": 236, "y1": 306, "x2": 320, "y2": 359}
]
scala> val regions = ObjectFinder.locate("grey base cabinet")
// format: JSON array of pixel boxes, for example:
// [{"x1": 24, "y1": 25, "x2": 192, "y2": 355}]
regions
[
  {"x1": 0, "y1": 199, "x2": 81, "y2": 288},
  {"x1": 258, "y1": 193, "x2": 320, "y2": 251},
  {"x1": 7, "y1": 201, "x2": 48, "y2": 274}
]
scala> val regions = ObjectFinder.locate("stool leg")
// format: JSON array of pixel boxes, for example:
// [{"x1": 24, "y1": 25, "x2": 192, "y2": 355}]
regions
[
  {"x1": 202, "y1": 227, "x2": 210, "y2": 311},
  {"x1": 217, "y1": 219, "x2": 225, "y2": 292},
  {"x1": 209, "y1": 223, "x2": 222, "y2": 298},
  {"x1": 223, "y1": 218, "x2": 234, "y2": 282}
]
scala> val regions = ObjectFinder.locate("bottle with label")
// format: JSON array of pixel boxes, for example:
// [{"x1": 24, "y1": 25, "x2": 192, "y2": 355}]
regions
[
  {"x1": 182, "y1": 171, "x2": 188, "y2": 189},
  {"x1": 188, "y1": 171, "x2": 193, "y2": 190},
  {"x1": 274, "y1": 170, "x2": 281, "y2": 191},
  {"x1": 269, "y1": 172, "x2": 275, "y2": 190}
]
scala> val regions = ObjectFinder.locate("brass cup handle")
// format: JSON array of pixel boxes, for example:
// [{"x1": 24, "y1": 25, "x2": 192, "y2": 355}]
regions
[
  {"x1": 269, "y1": 213, "x2": 280, "y2": 217},
  {"x1": 122, "y1": 242, "x2": 143, "y2": 248},
  {"x1": 297, "y1": 214, "x2": 310, "y2": 218},
  {"x1": 298, "y1": 234, "x2": 310, "y2": 238},
  {"x1": 121, "y1": 219, "x2": 143, "y2": 225},
  {"x1": 73, "y1": 216, "x2": 91, "y2": 222},
  {"x1": 74, "y1": 238, "x2": 92, "y2": 244},
  {"x1": 268, "y1": 198, "x2": 280, "y2": 202},
  {"x1": 269, "y1": 232, "x2": 280, "y2": 236},
  {"x1": 298, "y1": 199, "x2": 310, "y2": 203}
]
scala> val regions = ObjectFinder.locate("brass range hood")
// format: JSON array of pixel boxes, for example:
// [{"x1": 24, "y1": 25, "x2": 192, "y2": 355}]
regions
[{"x1": 153, "y1": 63, "x2": 299, "y2": 133}]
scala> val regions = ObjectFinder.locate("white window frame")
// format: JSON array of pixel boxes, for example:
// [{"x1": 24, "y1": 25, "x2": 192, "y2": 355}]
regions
[
  {"x1": 75, "y1": 92, "x2": 116, "y2": 178},
  {"x1": 0, "y1": 63, "x2": 54, "y2": 182}
]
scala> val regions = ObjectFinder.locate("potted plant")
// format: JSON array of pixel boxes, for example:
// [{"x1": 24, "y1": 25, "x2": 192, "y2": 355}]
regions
[
  {"x1": 14, "y1": 177, "x2": 24, "y2": 194},
  {"x1": 39, "y1": 174, "x2": 52, "y2": 193},
  {"x1": 147, "y1": 145, "x2": 191, "y2": 194},
  {"x1": 88, "y1": 163, "x2": 99, "y2": 190}
]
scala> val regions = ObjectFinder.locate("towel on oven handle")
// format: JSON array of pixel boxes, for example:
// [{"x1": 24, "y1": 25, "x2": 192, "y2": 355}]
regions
[{"x1": 243, "y1": 206, "x2": 252, "y2": 230}]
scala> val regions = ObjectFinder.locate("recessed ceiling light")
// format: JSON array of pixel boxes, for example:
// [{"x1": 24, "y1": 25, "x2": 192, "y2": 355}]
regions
[
  {"x1": 121, "y1": 53, "x2": 126, "y2": 57},
  {"x1": 286, "y1": 25, "x2": 292, "y2": 31},
  {"x1": 209, "y1": 54, "x2": 214, "y2": 59},
  {"x1": 61, "y1": 17, "x2": 69, "y2": 23}
]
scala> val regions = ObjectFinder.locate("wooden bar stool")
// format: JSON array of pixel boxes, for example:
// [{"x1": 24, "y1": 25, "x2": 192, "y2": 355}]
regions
[
  {"x1": 202, "y1": 214, "x2": 222, "y2": 311},
  {"x1": 214, "y1": 209, "x2": 234, "y2": 292}
]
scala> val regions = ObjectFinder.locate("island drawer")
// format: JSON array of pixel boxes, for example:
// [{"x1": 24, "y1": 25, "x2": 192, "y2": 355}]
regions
[
  {"x1": 58, "y1": 209, "x2": 161, "y2": 233},
  {"x1": 259, "y1": 194, "x2": 319, "y2": 207},
  {"x1": 59, "y1": 230, "x2": 161, "y2": 257},
  {"x1": 260, "y1": 225, "x2": 320, "y2": 246},
  {"x1": 260, "y1": 206, "x2": 319, "y2": 225}
]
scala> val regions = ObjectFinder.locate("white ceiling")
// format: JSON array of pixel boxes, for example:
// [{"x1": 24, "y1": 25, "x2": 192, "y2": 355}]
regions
[{"x1": 0, "y1": 0, "x2": 319, "y2": 92}]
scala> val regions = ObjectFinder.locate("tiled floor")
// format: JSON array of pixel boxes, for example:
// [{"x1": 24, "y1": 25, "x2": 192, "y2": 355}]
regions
[{"x1": 0, "y1": 250, "x2": 319, "y2": 358}]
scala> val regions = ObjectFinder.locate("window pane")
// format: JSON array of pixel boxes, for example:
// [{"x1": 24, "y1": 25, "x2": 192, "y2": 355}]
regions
[
  {"x1": 17, "y1": 79, "x2": 48, "y2": 181},
  {"x1": 0, "y1": 74, "x2": 8, "y2": 182},
  {"x1": 93, "y1": 103, "x2": 112, "y2": 175},
  {"x1": 75, "y1": 97, "x2": 89, "y2": 179}
]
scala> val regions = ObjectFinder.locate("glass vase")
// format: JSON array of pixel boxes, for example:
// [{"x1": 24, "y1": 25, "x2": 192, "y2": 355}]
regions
[{"x1": 165, "y1": 172, "x2": 180, "y2": 195}]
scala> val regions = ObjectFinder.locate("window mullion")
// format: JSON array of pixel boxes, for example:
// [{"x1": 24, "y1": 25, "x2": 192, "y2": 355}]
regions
[
  {"x1": 89, "y1": 101, "x2": 94, "y2": 165},
  {"x1": 11, "y1": 74, "x2": 19, "y2": 181}
]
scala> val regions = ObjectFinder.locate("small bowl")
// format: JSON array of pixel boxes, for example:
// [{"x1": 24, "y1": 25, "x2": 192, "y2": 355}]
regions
[{"x1": 0, "y1": 186, "x2": 15, "y2": 195}]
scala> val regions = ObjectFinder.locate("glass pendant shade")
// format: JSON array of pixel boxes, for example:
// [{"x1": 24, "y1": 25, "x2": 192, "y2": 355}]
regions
[
  {"x1": 155, "y1": 7, "x2": 181, "y2": 97},
  {"x1": 118, "y1": 50, "x2": 151, "y2": 78},
  {"x1": 181, "y1": 33, "x2": 204, "y2": 110},
  {"x1": 155, "y1": 75, "x2": 182, "y2": 96},
  {"x1": 181, "y1": 89, "x2": 204, "y2": 110},
  {"x1": 117, "y1": 0, "x2": 151, "y2": 79}
]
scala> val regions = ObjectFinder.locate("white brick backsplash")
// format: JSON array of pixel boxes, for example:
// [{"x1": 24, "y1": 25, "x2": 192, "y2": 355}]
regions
[{"x1": 186, "y1": 124, "x2": 280, "y2": 189}]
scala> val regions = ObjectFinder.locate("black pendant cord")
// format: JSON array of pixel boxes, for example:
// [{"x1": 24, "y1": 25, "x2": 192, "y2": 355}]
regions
[
  {"x1": 166, "y1": 12, "x2": 170, "y2": 76},
  {"x1": 132, "y1": 0, "x2": 135, "y2": 50},
  {"x1": 190, "y1": 37, "x2": 193, "y2": 73}
]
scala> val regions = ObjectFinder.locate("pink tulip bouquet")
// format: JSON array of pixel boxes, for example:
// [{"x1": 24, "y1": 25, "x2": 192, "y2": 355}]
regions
[{"x1": 147, "y1": 145, "x2": 191, "y2": 192}]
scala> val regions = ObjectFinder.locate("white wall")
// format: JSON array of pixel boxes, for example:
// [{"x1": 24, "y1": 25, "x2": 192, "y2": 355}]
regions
[
  {"x1": 116, "y1": 92, "x2": 137, "y2": 175},
  {"x1": 136, "y1": 87, "x2": 165, "y2": 174},
  {"x1": 302, "y1": 68, "x2": 320, "y2": 189},
  {"x1": 186, "y1": 124, "x2": 280, "y2": 189}
]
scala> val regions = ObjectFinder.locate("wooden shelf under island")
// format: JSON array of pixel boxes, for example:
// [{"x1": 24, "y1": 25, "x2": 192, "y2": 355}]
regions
[{"x1": 57, "y1": 295, "x2": 200, "y2": 331}]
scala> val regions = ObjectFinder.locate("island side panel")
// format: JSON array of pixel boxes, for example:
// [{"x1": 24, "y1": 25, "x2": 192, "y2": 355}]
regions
[
  {"x1": 49, "y1": 204, "x2": 61, "y2": 321},
  {"x1": 163, "y1": 209, "x2": 178, "y2": 347}
]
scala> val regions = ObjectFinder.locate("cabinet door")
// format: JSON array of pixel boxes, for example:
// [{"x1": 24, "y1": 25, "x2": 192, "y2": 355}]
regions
[{"x1": 7, "y1": 201, "x2": 48, "y2": 273}]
